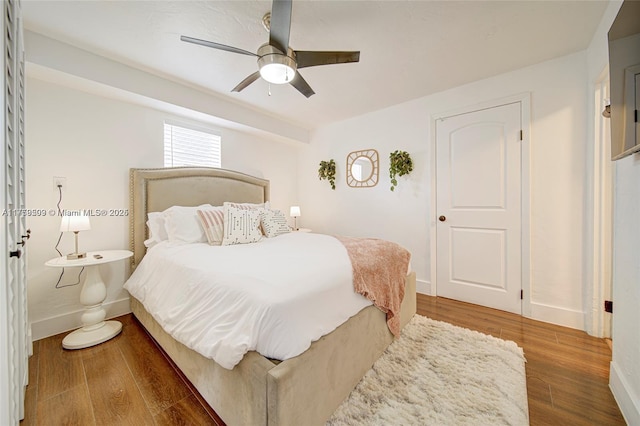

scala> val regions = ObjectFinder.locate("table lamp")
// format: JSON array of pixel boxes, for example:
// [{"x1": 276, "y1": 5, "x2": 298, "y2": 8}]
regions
[
  {"x1": 60, "y1": 211, "x2": 91, "y2": 259},
  {"x1": 290, "y1": 206, "x2": 301, "y2": 231}
]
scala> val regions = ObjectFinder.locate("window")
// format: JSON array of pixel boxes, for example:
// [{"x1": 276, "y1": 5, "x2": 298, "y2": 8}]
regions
[{"x1": 164, "y1": 122, "x2": 221, "y2": 167}]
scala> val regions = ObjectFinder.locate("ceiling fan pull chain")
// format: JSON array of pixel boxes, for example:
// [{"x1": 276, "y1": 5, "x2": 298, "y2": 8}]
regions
[{"x1": 268, "y1": 84, "x2": 272, "y2": 97}]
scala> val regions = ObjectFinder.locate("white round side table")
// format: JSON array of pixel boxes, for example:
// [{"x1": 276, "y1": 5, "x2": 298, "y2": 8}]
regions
[{"x1": 45, "y1": 249, "x2": 133, "y2": 350}]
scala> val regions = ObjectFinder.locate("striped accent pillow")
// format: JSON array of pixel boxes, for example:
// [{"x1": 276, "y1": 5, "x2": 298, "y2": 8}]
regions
[
  {"x1": 221, "y1": 204, "x2": 263, "y2": 246},
  {"x1": 197, "y1": 207, "x2": 225, "y2": 246},
  {"x1": 259, "y1": 209, "x2": 291, "y2": 238},
  {"x1": 224, "y1": 201, "x2": 271, "y2": 211}
]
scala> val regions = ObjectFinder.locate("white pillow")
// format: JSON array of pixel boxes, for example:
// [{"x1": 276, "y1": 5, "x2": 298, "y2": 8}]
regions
[
  {"x1": 144, "y1": 212, "x2": 168, "y2": 248},
  {"x1": 164, "y1": 204, "x2": 212, "y2": 244},
  {"x1": 222, "y1": 204, "x2": 263, "y2": 246},
  {"x1": 197, "y1": 207, "x2": 225, "y2": 246},
  {"x1": 147, "y1": 212, "x2": 167, "y2": 239},
  {"x1": 143, "y1": 238, "x2": 157, "y2": 249},
  {"x1": 259, "y1": 209, "x2": 291, "y2": 238}
]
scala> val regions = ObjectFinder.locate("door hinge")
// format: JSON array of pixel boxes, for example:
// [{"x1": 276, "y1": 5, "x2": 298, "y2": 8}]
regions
[
  {"x1": 520, "y1": 289, "x2": 523, "y2": 300},
  {"x1": 520, "y1": 130, "x2": 523, "y2": 141},
  {"x1": 635, "y1": 109, "x2": 638, "y2": 123},
  {"x1": 604, "y1": 300, "x2": 613, "y2": 313}
]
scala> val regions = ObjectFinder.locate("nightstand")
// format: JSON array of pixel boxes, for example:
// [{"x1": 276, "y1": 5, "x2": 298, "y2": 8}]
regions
[
  {"x1": 292, "y1": 228, "x2": 312, "y2": 233},
  {"x1": 45, "y1": 250, "x2": 133, "y2": 350}
]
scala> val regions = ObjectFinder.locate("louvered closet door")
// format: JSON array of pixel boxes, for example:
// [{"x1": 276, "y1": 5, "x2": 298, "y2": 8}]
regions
[{"x1": 2, "y1": 0, "x2": 28, "y2": 423}]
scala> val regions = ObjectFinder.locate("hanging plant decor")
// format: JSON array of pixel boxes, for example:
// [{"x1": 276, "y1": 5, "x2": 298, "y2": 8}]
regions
[
  {"x1": 318, "y1": 159, "x2": 337, "y2": 190},
  {"x1": 389, "y1": 150, "x2": 413, "y2": 191}
]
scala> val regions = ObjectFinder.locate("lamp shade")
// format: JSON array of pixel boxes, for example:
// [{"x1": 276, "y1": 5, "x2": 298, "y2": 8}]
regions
[
  {"x1": 290, "y1": 206, "x2": 301, "y2": 218},
  {"x1": 60, "y1": 212, "x2": 91, "y2": 232}
]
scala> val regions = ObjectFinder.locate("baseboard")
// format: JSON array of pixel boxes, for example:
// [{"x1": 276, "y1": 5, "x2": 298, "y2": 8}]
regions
[
  {"x1": 31, "y1": 297, "x2": 131, "y2": 341},
  {"x1": 529, "y1": 301, "x2": 585, "y2": 330},
  {"x1": 610, "y1": 361, "x2": 640, "y2": 425},
  {"x1": 415, "y1": 288, "x2": 584, "y2": 330},
  {"x1": 416, "y1": 279, "x2": 432, "y2": 295}
]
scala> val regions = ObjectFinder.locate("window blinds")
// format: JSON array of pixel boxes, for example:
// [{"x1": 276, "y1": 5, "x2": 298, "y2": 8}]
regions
[{"x1": 164, "y1": 122, "x2": 221, "y2": 168}]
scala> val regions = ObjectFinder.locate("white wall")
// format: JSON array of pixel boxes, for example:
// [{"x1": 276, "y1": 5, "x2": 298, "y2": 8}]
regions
[
  {"x1": 597, "y1": 5, "x2": 640, "y2": 421},
  {"x1": 26, "y1": 77, "x2": 300, "y2": 340},
  {"x1": 609, "y1": 153, "x2": 640, "y2": 425},
  {"x1": 299, "y1": 50, "x2": 590, "y2": 329}
]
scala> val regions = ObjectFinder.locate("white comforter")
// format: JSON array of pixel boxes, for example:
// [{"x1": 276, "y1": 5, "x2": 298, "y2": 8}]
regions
[{"x1": 124, "y1": 232, "x2": 372, "y2": 369}]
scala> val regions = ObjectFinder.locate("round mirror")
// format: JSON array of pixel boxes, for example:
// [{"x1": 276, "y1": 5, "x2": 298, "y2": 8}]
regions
[
  {"x1": 347, "y1": 149, "x2": 379, "y2": 188},
  {"x1": 352, "y1": 156, "x2": 374, "y2": 181}
]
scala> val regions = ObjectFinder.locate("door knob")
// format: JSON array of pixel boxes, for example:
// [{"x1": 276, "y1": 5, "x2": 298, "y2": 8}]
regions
[{"x1": 439, "y1": 215, "x2": 446, "y2": 222}]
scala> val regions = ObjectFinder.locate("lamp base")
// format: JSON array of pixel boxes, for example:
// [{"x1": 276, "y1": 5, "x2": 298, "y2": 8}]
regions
[{"x1": 66, "y1": 252, "x2": 87, "y2": 260}]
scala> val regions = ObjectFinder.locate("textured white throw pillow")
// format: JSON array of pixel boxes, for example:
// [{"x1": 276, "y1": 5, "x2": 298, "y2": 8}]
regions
[
  {"x1": 224, "y1": 201, "x2": 271, "y2": 211},
  {"x1": 222, "y1": 204, "x2": 263, "y2": 246},
  {"x1": 197, "y1": 207, "x2": 225, "y2": 246},
  {"x1": 164, "y1": 204, "x2": 212, "y2": 244},
  {"x1": 259, "y1": 209, "x2": 291, "y2": 238}
]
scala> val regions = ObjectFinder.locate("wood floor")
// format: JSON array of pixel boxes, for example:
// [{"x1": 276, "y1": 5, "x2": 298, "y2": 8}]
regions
[
  {"x1": 418, "y1": 296, "x2": 625, "y2": 426},
  {"x1": 21, "y1": 294, "x2": 626, "y2": 426}
]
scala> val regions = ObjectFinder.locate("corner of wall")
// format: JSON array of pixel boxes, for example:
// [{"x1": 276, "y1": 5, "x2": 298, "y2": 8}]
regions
[
  {"x1": 610, "y1": 361, "x2": 640, "y2": 426},
  {"x1": 416, "y1": 279, "x2": 432, "y2": 296}
]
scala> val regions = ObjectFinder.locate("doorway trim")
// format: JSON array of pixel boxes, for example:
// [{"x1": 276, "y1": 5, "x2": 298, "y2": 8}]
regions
[
  {"x1": 587, "y1": 69, "x2": 613, "y2": 338},
  {"x1": 429, "y1": 92, "x2": 532, "y2": 317}
]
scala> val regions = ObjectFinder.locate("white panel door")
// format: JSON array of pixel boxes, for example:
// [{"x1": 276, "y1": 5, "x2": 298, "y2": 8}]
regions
[{"x1": 436, "y1": 102, "x2": 522, "y2": 314}]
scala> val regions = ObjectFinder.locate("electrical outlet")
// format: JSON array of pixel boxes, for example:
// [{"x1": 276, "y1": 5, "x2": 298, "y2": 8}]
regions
[{"x1": 53, "y1": 176, "x2": 66, "y2": 192}]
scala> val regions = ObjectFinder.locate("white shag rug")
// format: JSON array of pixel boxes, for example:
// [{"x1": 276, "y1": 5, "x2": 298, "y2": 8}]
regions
[{"x1": 327, "y1": 315, "x2": 529, "y2": 426}]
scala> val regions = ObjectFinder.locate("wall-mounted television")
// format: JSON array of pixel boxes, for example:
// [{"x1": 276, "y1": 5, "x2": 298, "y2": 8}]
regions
[{"x1": 608, "y1": 0, "x2": 640, "y2": 160}]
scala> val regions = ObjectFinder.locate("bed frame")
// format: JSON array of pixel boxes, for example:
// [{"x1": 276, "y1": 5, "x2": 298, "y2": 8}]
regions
[{"x1": 128, "y1": 167, "x2": 416, "y2": 426}]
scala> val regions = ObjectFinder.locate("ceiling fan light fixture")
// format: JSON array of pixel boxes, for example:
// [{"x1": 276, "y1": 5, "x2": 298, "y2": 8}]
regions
[
  {"x1": 260, "y1": 62, "x2": 296, "y2": 84},
  {"x1": 257, "y1": 44, "x2": 297, "y2": 85}
]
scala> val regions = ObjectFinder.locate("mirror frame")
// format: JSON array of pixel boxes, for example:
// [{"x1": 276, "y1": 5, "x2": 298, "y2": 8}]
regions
[{"x1": 346, "y1": 149, "x2": 379, "y2": 188}]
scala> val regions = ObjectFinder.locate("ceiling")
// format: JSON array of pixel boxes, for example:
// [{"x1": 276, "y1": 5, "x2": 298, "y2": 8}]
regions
[{"x1": 22, "y1": 1, "x2": 609, "y2": 129}]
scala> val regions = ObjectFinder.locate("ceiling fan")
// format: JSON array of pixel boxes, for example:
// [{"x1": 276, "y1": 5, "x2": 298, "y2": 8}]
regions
[{"x1": 180, "y1": 0, "x2": 360, "y2": 98}]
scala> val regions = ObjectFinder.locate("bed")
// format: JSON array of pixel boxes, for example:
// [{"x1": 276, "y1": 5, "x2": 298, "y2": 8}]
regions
[{"x1": 127, "y1": 167, "x2": 417, "y2": 426}]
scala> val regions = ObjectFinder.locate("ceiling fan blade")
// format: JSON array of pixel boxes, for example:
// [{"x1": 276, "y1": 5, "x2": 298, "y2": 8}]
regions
[
  {"x1": 181, "y1": 35, "x2": 257, "y2": 57},
  {"x1": 289, "y1": 72, "x2": 315, "y2": 98},
  {"x1": 232, "y1": 71, "x2": 261, "y2": 92},
  {"x1": 294, "y1": 51, "x2": 360, "y2": 69},
  {"x1": 269, "y1": 0, "x2": 292, "y2": 54}
]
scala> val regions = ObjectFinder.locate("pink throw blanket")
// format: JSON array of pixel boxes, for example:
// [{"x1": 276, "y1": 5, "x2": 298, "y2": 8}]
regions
[{"x1": 335, "y1": 236, "x2": 411, "y2": 336}]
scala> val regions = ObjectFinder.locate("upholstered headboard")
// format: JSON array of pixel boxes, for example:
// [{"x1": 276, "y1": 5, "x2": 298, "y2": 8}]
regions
[{"x1": 129, "y1": 167, "x2": 270, "y2": 269}]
